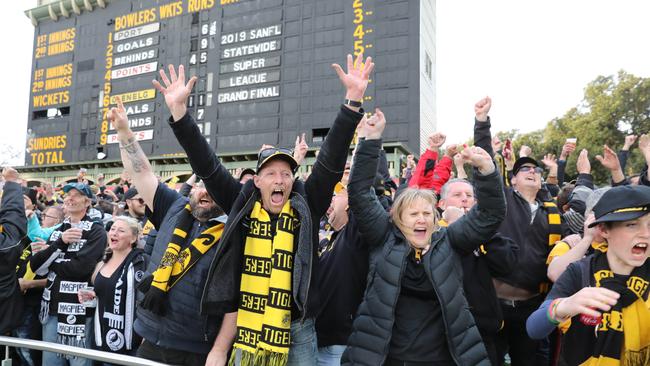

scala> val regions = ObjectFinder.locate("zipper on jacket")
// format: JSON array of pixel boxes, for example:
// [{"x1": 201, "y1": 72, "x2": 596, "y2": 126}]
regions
[
  {"x1": 199, "y1": 192, "x2": 256, "y2": 315},
  {"x1": 292, "y1": 193, "x2": 312, "y2": 324},
  {"x1": 424, "y1": 250, "x2": 462, "y2": 366},
  {"x1": 379, "y1": 242, "x2": 409, "y2": 366}
]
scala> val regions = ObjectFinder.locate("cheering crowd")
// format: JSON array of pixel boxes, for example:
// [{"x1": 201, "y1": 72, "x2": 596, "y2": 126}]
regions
[{"x1": 0, "y1": 53, "x2": 649, "y2": 366}]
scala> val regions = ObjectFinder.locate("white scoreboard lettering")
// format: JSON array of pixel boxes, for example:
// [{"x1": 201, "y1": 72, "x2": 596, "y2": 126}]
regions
[
  {"x1": 220, "y1": 56, "x2": 281, "y2": 74},
  {"x1": 106, "y1": 129, "x2": 154, "y2": 144},
  {"x1": 113, "y1": 23, "x2": 160, "y2": 41},
  {"x1": 108, "y1": 116, "x2": 154, "y2": 130},
  {"x1": 114, "y1": 49, "x2": 158, "y2": 66},
  {"x1": 111, "y1": 61, "x2": 158, "y2": 79},
  {"x1": 217, "y1": 85, "x2": 280, "y2": 103},
  {"x1": 219, "y1": 70, "x2": 281, "y2": 88},
  {"x1": 115, "y1": 36, "x2": 159, "y2": 54},
  {"x1": 221, "y1": 24, "x2": 282, "y2": 45},
  {"x1": 221, "y1": 40, "x2": 281, "y2": 59}
]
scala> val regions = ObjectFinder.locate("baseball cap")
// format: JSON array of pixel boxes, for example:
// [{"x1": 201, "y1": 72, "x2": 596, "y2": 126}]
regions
[
  {"x1": 256, "y1": 147, "x2": 298, "y2": 174},
  {"x1": 238, "y1": 168, "x2": 256, "y2": 181},
  {"x1": 63, "y1": 182, "x2": 94, "y2": 199},
  {"x1": 123, "y1": 188, "x2": 139, "y2": 201},
  {"x1": 512, "y1": 157, "x2": 540, "y2": 175}
]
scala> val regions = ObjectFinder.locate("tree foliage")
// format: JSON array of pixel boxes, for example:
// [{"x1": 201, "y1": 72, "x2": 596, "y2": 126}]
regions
[{"x1": 502, "y1": 71, "x2": 650, "y2": 185}]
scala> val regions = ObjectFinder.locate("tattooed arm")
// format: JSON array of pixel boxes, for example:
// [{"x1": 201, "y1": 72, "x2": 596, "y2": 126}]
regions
[{"x1": 108, "y1": 96, "x2": 158, "y2": 210}]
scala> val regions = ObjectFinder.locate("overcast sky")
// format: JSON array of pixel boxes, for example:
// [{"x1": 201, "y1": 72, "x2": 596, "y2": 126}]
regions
[{"x1": 1, "y1": 1, "x2": 649, "y2": 165}]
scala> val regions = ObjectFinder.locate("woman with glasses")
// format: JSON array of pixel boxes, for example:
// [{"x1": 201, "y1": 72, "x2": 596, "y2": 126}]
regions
[
  {"x1": 78, "y1": 216, "x2": 147, "y2": 364},
  {"x1": 342, "y1": 111, "x2": 506, "y2": 366},
  {"x1": 26, "y1": 205, "x2": 65, "y2": 242}
]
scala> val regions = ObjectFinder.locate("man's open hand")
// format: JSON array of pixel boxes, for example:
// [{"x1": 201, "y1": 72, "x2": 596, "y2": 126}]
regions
[
  {"x1": 332, "y1": 53, "x2": 374, "y2": 105},
  {"x1": 152, "y1": 64, "x2": 198, "y2": 122}
]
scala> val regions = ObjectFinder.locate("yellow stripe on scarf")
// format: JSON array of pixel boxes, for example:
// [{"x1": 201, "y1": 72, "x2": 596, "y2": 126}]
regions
[
  {"x1": 151, "y1": 243, "x2": 182, "y2": 292},
  {"x1": 151, "y1": 223, "x2": 223, "y2": 293},
  {"x1": 580, "y1": 274, "x2": 650, "y2": 365},
  {"x1": 231, "y1": 200, "x2": 295, "y2": 366}
]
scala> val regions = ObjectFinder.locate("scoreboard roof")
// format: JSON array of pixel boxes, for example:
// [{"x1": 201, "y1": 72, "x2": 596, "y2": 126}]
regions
[{"x1": 25, "y1": 0, "x2": 425, "y2": 167}]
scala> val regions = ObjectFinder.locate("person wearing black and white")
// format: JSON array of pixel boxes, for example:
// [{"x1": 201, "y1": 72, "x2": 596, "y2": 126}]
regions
[
  {"x1": 29, "y1": 182, "x2": 106, "y2": 366},
  {"x1": 78, "y1": 216, "x2": 146, "y2": 364}
]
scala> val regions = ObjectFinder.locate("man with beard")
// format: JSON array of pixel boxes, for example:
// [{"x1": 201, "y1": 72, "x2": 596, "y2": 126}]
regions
[
  {"x1": 472, "y1": 96, "x2": 569, "y2": 365},
  {"x1": 107, "y1": 95, "x2": 232, "y2": 366},
  {"x1": 106, "y1": 188, "x2": 155, "y2": 247},
  {"x1": 152, "y1": 54, "x2": 373, "y2": 365}
]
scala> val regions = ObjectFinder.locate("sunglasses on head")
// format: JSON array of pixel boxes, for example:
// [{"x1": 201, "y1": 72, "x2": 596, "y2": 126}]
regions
[
  {"x1": 258, "y1": 147, "x2": 294, "y2": 160},
  {"x1": 518, "y1": 166, "x2": 543, "y2": 174},
  {"x1": 128, "y1": 197, "x2": 145, "y2": 205}
]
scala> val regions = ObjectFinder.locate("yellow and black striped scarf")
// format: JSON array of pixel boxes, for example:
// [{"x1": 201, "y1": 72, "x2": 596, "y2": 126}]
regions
[
  {"x1": 539, "y1": 201, "x2": 563, "y2": 294},
  {"x1": 562, "y1": 251, "x2": 650, "y2": 365},
  {"x1": 139, "y1": 204, "x2": 223, "y2": 315},
  {"x1": 495, "y1": 153, "x2": 510, "y2": 187},
  {"x1": 230, "y1": 200, "x2": 297, "y2": 366}
]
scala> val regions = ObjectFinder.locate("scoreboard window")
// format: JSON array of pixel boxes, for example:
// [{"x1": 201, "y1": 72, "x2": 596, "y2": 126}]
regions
[{"x1": 26, "y1": 0, "x2": 424, "y2": 166}]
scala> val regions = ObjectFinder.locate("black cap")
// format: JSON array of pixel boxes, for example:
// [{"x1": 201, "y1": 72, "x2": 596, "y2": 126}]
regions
[
  {"x1": 588, "y1": 185, "x2": 650, "y2": 227},
  {"x1": 238, "y1": 168, "x2": 256, "y2": 181},
  {"x1": 22, "y1": 187, "x2": 38, "y2": 206},
  {"x1": 512, "y1": 157, "x2": 540, "y2": 175},
  {"x1": 123, "y1": 188, "x2": 139, "y2": 201},
  {"x1": 256, "y1": 147, "x2": 298, "y2": 174},
  {"x1": 63, "y1": 182, "x2": 94, "y2": 199}
]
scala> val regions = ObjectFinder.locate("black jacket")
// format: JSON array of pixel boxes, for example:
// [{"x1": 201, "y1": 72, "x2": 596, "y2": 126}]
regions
[
  {"x1": 343, "y1": 139, "x2": 506, "y2": 366},
  {"x1": 169, "y1": 106, "x2": 363, "y2": 320},
  {"x1": 460, "y1": 233, "x2": 518, "y2": 338},
  {"x1": 0, "y1": 181, "x2": 27, "y2": 334},
  {"x1": 474, "y1": 117, "x2": 568, "y2": 293},
  {"x1": 316, "y1": 213, "x2": 368, "y2": 347},
  {"x1": 134, "y1": 184, "x2": 223, "y2": 354}
]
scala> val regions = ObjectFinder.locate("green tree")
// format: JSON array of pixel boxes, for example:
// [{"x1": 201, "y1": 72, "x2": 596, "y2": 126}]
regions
[{"x1": 496, "y1": 71, "x2": 650, "y2": 185}]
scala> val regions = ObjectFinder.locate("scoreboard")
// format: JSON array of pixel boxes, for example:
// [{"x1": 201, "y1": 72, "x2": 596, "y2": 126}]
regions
[{"x1": 26, "y1": 0, "x2": 427, "y2": 167}]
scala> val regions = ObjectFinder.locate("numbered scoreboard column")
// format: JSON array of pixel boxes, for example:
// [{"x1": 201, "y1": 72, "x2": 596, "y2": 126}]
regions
[{"x1": 186, "y1": 12, "x2": 218, "y2": 146}]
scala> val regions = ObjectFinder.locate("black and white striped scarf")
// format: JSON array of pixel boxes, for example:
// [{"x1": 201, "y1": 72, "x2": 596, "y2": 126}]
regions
[{"x1": 94, "y1": 249, "x2": 145, "y2": 353}]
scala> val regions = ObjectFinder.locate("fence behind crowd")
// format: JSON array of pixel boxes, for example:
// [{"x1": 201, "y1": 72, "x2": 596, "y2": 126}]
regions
[{"x1": 0, "y1": 336, "x2": 169, "y2": 366}]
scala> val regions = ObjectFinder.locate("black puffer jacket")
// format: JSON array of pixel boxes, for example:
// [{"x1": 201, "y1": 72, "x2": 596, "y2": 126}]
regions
[
  {"x1": 169, "y1": 106, "x2": 363, "y2": 320},
  {"x1": 0, "y1": 181, "x2": 27, "y2": 334},
  {"x1": 343, "y1": 139, "x2": 506, "y2": 366}
]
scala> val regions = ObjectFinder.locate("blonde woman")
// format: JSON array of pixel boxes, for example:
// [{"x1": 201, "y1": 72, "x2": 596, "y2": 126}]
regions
[
  {"x1": 342, "y1": 110, "x2": 506, "y2": 366},
  {"x1": 78, "y1": 216, "x2": 147, "y2": 362}
]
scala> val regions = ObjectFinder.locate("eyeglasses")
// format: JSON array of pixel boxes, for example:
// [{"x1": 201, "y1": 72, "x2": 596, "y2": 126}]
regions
[
  {"x1": 42, "y1": 214, "x2": 60, "y2": 220},
  {"x1": 518, "y1": 166, "x2": 543, "y2": 174},
  {"x1": 258, "y1": 147, "x2": 294, "y2": 160},
  {"x1": 128, "y1": 197, "x2": 145, "y2": 205}
]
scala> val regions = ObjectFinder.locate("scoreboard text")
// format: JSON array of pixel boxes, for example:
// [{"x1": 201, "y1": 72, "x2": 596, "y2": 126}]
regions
[{"x1": 26, "y1": 0, "x2": 418, "y2": 166}]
